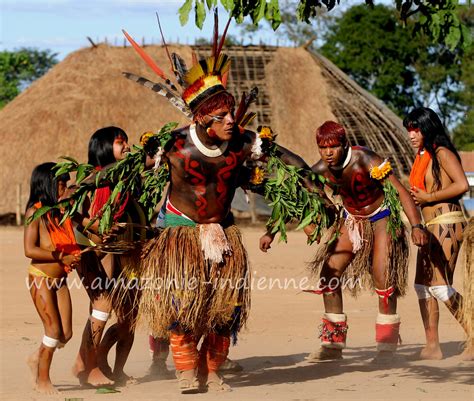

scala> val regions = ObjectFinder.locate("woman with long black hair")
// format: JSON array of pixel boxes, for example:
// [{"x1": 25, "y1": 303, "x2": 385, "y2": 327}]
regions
[{"x1": 404, "y1": 107, "x2": 471, "y2": 360}]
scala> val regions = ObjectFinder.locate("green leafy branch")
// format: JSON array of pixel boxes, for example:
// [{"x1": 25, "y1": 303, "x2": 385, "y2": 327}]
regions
[
  {"x1": 398, "y1": 0, "x2": 471, "y2": 51},
  {"x1": 179, "y1": 0, "x2": 470, "y2": 51},
  {"x1": 179, "y1": 0, "x2": 281, "y2": 30},
  {"x1": 27, "y1": 122, "x2": 178, "y2": 235},
  {"x1": 262, "y1": 146, "x2": 332, "y2": 244},
  {"x1": 139, "y1": 164, "x2": 170, "y2": 222},
  {"x1": 381, "y1": 179, "x2": 404, "y2": 239}
]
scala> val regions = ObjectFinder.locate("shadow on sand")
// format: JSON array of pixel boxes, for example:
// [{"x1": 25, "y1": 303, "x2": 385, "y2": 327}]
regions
[
  {"x1": 56, "y1": 341, "x2": 473, "y2": 393},
  {"x1": 224, "y1": 341, "x2": 473, "y2": 388}
]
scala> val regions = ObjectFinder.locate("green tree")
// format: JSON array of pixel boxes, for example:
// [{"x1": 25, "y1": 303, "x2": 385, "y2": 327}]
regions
[
  {"x1": 273, "y1": 0, "x2": 333, "y2": 46},
  {"x1": 452, "y1": 6, "x2": 474, "y2": 150},
  {"x1": 0, "y1": 48, "x2": 58, "y2": 108},
  {"x1": 178, "y1": 0, "x2": 471, "y2": 51},
  {"x1": 319, "y1": 4, "x2": 468, "y2": 128}
]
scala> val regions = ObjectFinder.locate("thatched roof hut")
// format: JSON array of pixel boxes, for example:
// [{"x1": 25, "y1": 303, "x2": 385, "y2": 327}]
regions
[{"x1": 0, "y1": 44, "x2": 413, "y2": 216}]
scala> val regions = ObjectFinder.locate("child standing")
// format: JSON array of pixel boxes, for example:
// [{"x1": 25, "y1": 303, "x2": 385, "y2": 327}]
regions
[
  {"x1": 73, "y1": 126, "x2": 139, "y2": 385},
  {"x1": 24, "y1": 162, "x2": 81, "y2": 394}
]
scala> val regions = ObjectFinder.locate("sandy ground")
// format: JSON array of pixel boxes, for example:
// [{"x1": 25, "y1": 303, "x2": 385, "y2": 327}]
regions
[{"x1": 0, "y1": 226, "x2": 472, "y2": 401}]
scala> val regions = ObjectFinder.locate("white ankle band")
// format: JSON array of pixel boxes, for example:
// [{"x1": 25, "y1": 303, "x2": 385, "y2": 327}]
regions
[
  {"x1": 42, "y1": 335, "x2": 59, "y2": 348},
  {"x1": 414, "y1": 284, "x2": 432, "y2": 299},
  {"x1": 428, "y1": 285, "x2": 456, "y2": 302},
  {"x1": 91, "y1": 309, "x2": 109, "y2": 322}
]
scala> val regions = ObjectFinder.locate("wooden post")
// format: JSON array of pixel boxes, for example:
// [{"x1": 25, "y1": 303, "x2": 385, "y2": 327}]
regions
[
  {"x1": 16, "y1": 183, "x2": 22, "y2": 226},
  {"x1": 86, "y1": 37, "x2": 98, "y2": 48}
]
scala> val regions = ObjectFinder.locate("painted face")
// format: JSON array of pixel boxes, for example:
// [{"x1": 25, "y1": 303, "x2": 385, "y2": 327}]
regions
[
  {"x1": 206, "y1": 106, "x2": 235, "y2": 142},
  {"x1": 318, "y1": 141, "x2": 346, "y2": 168},
  {"x1": 113, "y1": 135, "x2": 130, "y2": 161},
  {"x1": 407, "y1": 128, "x2": 423, "y2": 150}
]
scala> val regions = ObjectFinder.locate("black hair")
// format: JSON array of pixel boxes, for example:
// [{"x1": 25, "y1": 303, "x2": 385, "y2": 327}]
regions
[
  {"x1": 403, "y1": 107, "x2": 461, "y2": 190},
  {"x1": 26, "y1": 162, "x2": 70, "y2": 223},
  {"x1": 87, "y1": 126, "x2": 128, "y2": 167}
]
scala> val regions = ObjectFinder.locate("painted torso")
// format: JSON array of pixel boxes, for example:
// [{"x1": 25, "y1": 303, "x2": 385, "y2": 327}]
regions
[
  {"x1": 166, "y1": 126, "x2": 254, "y2": 223},
  {"x1": 420, "y1": 148, "x2": 462, "y2": 221},
  {"x1": 313, "y1": 147, "x2": 385, "y2": 216}
]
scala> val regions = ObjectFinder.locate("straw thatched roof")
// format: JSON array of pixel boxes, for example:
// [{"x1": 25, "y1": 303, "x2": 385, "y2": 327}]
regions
[{"x1": 0, "y1": 44, "x2": 413, "y2": 215}]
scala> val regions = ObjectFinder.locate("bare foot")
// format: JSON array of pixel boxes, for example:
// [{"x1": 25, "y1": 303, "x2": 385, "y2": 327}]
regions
[
  {"x1": 114, "y1": 372, "x2": 138, "y2": 387},
  {"x1": 419, "y1": 345, "x2": 443, "y2": 360},
  {"x1": 35, "y1": 380, "x2": 59, "y2": 395},
  {"x1": 305, "y1": 347, "x2": 343, "y2": 363},
  {"x1": 72, "y1": 353, "x2": 85, "y2": 378},
  {"x1": 27, "y1": 349, "x2": 40, "y2": 386},
  {"x1": 206, "y1": 371, "x2": 231, "y2": 392},
  {"x1": 97, "y1": 361, "x2": 114, "y2": 381},
  {"x1": 460, "y1": 345, "x2": 474, "y2": 361},
  {"x1": 82, "y1": 367, "x2": 114, "y2": 387}
]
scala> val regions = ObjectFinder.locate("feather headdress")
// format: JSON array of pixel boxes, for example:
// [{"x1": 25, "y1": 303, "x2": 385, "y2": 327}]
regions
[{"x1": 123, "y1": 8, "x2": 256, "y2": 125}]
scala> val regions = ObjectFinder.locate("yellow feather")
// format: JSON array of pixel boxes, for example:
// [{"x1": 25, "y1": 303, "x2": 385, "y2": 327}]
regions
[
  {"x1": 184, "y1": 63, "x2": 205, "y2": 85},
  {"x1": 206, "y1": 56, "x2": 215, "y2": 73}
]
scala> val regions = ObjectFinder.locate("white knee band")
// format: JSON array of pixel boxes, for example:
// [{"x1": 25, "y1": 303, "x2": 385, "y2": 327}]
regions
[
  {"x1": 91, "y1": 309, "x2": 110, "y2": 322},
  {"x1": 428, "y1": 285, "x2": 456, "y2": 302},
  {"x1": 42, "y1": 335, "x2": 59, "y2": 348},
  {"x1": 414, "y1": 284, "x2": 432, "y2": 299}
]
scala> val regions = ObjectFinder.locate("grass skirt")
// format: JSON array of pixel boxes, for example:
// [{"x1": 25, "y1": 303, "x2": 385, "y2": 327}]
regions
[
  {"x1": 113, "y1": 224, "x2": 250, "y2": 338},
  {"x1": 460, "y1": 218, "x2": 473, "y2": 347},
  {"x1": 310, "y1": 218, "x2": 409, "y2": 297},
  {"x1": 108, "y1": 204, "x2": 146, "y2": 322}
]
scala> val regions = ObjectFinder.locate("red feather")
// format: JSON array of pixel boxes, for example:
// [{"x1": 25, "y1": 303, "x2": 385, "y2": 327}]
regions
[
  {"x1": 217, "y1": 16, "x2": 232, "y2": 59},
  {"x1": 212, "y1": 8, "x2": 218, "y2": 59},
  {"x1": 122, "y1": 29, "x2": 168, "y2": 81}
]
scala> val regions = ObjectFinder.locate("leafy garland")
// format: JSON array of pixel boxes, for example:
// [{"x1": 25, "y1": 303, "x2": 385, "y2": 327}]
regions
[
  {"x1": 30, "y1": 122, "x2": 333, "y2": 243},
  {"x1": 249, "y1": 126, "x2": 333, "y2": 244},
  {"x1": 381, "y1": 180, "x2": 404, "y2": 239},
  {"x1": 28, "y1": 122, "x2": 177, "y2": 234},
  {"x1": 369, "y1": 160, "x2": 404, "y2": 239}
]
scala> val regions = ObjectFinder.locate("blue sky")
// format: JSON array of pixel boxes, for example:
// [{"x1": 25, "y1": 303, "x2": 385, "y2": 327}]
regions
[
  {"x1": 0, "y1": 0, "x2": 280, "y2": 59},
  {"x1": 0, "y1": 0, "x2": 418, "y2": 60}
]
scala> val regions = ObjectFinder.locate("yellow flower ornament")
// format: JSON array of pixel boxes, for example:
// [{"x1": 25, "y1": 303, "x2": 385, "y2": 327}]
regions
[
  {"x1": 250, "y1": 166, "x2": 265, "y2": 185},
  {"x1": 140, "y1": 131, "x2": 154, "y2": 146},
  {"x1": 258, "y1": 126, "x2": 274, "y2": 140},
  {"x1": 370, "y1": 159, "x2": 392, "y2": 180}
]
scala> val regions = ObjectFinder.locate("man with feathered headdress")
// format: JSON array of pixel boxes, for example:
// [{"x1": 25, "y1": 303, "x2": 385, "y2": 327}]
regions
[{"x1": 120, "y1": 11, "x2": 314, "y2": 393}]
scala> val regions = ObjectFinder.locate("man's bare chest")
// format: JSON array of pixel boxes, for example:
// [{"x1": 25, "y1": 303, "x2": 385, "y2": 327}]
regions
[
  {"x1": 325, "y1": 165, "x2": 380, "y2": 202},
  {"x1": 169, "y1": 138, "x2": 246, "y2": 184}
]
